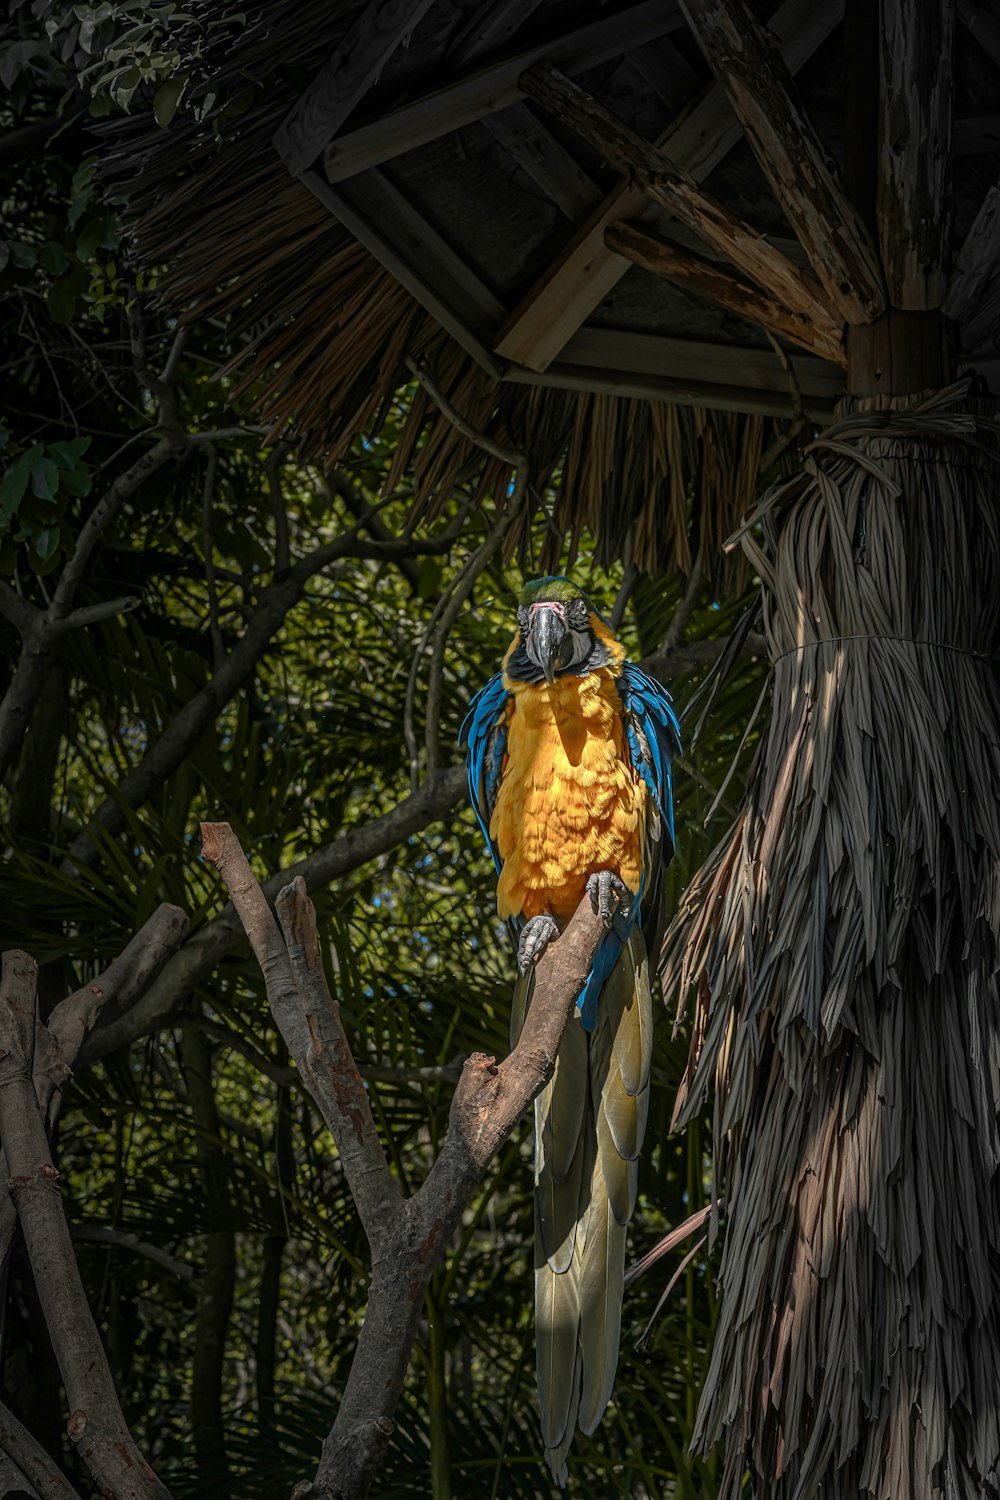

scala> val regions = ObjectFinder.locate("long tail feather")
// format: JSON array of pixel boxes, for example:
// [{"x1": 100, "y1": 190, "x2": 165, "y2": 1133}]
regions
[{"x1": 532, "y1": 928, "x2": 654, "y2": 1478}]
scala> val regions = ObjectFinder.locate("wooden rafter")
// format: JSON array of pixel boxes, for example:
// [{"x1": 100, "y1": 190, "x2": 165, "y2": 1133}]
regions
[
  {"x1": 493, "y1": 0, "x2": 843, "y2": 372},
  {"x1": 605, "y1": 222, "x2": 845, "y2": 364},
  {"x1": 944, "y1": 182, "x2": 1000, "y2": 324},
  {"x1": 273, "y1": 0, "x2": 436, "y2": 175},
  {"x1": 446, "y1": 0, "x2": 547, "y2": 64},
  {"x1": 321, "y1": 0, "x2": 684, "y2": 184},
  {"x1": 504, "y1": 328, "x2": 843, "y2": 419},
  {"x1": 299, "y1": 166, "x2": 506, "y2": 379},
  {"x1": 878, "y1": 0, "x2": 955, "y2": 308},
  {"x1": 487, "y1": 107, "x2": 602, "y2": 223},
  {"x1": 678, "y1": 0, "x2": 884, "y2": 325},
  {"x1": 449, "y1": 1, "x2": 603, "y2": 228},
  {"x1": 518, "y1": 65, "x2": 834, "y2": 334}
]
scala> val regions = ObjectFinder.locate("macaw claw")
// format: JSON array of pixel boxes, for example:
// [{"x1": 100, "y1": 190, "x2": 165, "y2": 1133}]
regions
[
  {"x1": 586, "y1": 870, "x2": 631, "y2": 928},
  {"x1": 518, "y1": 914, "x2": 559, "y2": 973}
]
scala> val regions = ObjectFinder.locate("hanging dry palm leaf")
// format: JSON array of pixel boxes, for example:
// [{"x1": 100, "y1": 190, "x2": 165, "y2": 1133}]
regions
[{"x1": 663, "y1": 381, "x2": 1000, "y2": 1500}]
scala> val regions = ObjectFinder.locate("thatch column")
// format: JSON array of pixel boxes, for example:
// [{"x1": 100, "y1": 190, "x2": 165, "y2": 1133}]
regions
[
  {"x1": 666, "y1": 363, "x2": 1000, "y2": 1496},
  {"x1": 664, "y1": 4, "x2": 1000, "y2": 1493}
]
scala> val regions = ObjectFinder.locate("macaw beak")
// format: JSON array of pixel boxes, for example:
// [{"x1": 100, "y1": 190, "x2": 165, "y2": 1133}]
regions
[{"x1": 526, "y1": 603, "x2": 569, "y2": 685}]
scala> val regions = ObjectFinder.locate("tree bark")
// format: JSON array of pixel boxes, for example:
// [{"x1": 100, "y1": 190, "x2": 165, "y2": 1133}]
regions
[
  {"x1": 202, "y1": 825, "x2": 606, "y2": 1500},
  {"x1": 0, "y1": 954, "x2": 171, "y2": 1500}
]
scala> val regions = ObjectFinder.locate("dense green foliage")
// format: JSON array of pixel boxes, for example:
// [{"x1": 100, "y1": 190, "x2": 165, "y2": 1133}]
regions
[{"x1": 0, "y1": 12, "x2": 771, "y2": 1496}]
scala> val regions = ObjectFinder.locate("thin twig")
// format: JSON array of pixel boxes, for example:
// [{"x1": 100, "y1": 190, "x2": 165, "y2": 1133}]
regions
[
  {"x1": 200, "y1": 443, "x2": 224, "y2": 671},
  {"x1": 406, "y1": 357, "x2": 525, "y2": 470},
  {"x1": 661, "y1": 548, "x2": 704, "y2": 654},
  {"x1": 422, "y1": 506, "x2": 517, "y2": 778},
  {"x1": 610, "y1": 562, "x2": 639, "y2": 632},
  {"x1": 265, "y1": 443, "x2": 292, "y2": 575},
  {"x1": 69, "y1": 1224, "x2": 195, "y2": 1281}
]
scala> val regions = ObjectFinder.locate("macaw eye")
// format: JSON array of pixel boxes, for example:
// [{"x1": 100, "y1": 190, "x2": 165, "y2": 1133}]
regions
[{"x1": 569, "y1": 600, "x2": 588, "y2": 626}]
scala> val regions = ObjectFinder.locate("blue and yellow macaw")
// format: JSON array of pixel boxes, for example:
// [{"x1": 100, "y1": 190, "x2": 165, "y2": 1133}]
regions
[{"x1": 461, "y1": 577, "x2": 680, "y2": 1482}]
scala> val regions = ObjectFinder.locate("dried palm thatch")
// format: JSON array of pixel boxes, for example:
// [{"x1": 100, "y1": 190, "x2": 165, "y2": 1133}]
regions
[
  {"x1": 662, "y1": 381, "x2": 1000, "y2": 1499},
  {"x1": 100, "y1": 0, "x2": 778, "y2": 583}
]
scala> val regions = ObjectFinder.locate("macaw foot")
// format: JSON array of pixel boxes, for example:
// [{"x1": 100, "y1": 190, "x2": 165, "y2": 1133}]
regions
[
  {"x1": 586, "y1": 869, "x2": 631, "y2": 928},
  {"x1": 518, "y1": 914, "x2": 559, "y2": 974}
]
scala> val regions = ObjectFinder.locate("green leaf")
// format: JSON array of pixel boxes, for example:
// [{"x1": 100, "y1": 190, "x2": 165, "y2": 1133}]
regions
[
  {"x1": 75, "y1": 215, "x2": 120, "y2": 262},
  {"x1": 32, "y1": 526, "x2": 61, "y2": 562},
  {"x1": 0, "y1": 455, "x2": 32, "y2": 519},
  {"x1": 39, "y1": 241, "x2": 71, "y2": 276},
  {"x1": 8, "y1": 241, "x2": 37, "y2": 270},
  {"x1": 68, "y1": 162, "x2": 96, "y2": 227},
  {"x1": 49, "y1": 437, "x2": 92, "y2": 467},
  {"x1": 154, "y1": 75, "x2": 186, "y2": 127},
  {"x1": 30, "y1": 456, "x2": 59, "y2": 501},
  {"x1": 57, "y1": 465, "x2": 92, "y2": 498}
]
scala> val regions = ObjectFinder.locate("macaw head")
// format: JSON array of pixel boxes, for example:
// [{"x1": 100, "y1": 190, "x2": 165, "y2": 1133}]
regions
[{"x1": 510, "y1": 576, "x2": 613, "y2": 686}]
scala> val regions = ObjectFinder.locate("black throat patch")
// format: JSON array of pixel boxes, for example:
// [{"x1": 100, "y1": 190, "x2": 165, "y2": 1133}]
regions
[{"x1": 505, "y1": 630, "x2": 613, "y2": 684}]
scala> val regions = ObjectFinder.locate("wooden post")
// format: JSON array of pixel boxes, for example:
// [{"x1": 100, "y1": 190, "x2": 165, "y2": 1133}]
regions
[
  {"x1": 846, "y1": 309, "x2": 956, "y2": 397},
  {"x1": 844, "y1": 0, "x2": 956, "y2": 396}
]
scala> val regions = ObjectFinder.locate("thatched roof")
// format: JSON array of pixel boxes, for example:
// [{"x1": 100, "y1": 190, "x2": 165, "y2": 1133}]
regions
[{"x1": 103, "y1": 0, "x2": 1000, "y2": 574}]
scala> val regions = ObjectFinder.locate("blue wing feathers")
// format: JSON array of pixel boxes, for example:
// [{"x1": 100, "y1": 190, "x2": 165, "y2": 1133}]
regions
[
  {"x1": 618, "y1": 662, "x2": 681, "y2": 843},
  {"x1": 459, "y1": 673, "x2": 510, "y2": 875}
]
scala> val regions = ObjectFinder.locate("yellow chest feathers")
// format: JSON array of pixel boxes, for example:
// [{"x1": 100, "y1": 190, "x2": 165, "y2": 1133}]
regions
[{"x1": 490, "y1": 668, "x2": 646, "y2": 922}]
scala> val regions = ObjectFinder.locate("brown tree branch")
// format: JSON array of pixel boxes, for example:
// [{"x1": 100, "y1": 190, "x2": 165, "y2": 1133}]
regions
[
  {"x1": 80, "y1": 766, "x2": 467, "y2": 1063},
  {"x1": 68, "y1": 1224, "x2": 195, "y2": 1281},
  {"x1": 170, "y1": 1015, "x2": 465, "y2": 1088},
  {"x1": 0, "y1": 904, "x2": 189, "y2": 1273},
  {"x1": 200, "y1": 823, "x2": 606, "y2": 1500},
  {"x1": 201, "y1": 826, "x2": 402, "y2": 1244},
  {"x1": 0, "y1": 952, "x2": 171, "y2": 1500},
  {"x1": 0, "y1": 1400, "x2": 83, "y2": 1500},
  {"x1": 63, "y1": 523, "x2": 463, "y2": 872}
]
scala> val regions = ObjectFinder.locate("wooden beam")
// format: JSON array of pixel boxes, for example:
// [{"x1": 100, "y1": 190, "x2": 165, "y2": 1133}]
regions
[
  {"x1": 605, "y1": 221, "x2": 845, "y2": 364},
  {"x1": 273, "y1": 0, "x2": 436, "y2": 175},
  {"x1": 447, "y1": 0, "x2": 546, "y2": 65},
  {"x1": 518, "y1": 65, "x2": 834, "y2": 331},
  {"x1": 298, "y1": 165, "x2": 506, "y2": 379},
  {"x1": 503, "y1": 328, "x2": 843, "y2": 418},
  {"x1": 943, "y1": 181, "x2": 1000, "y2": 324},
  {"x1": 877, "y1": 0, "x2": 955, "y2": 309},
  {"x1": 487, "y1": 105, "x2": 603, "y2": 222},
  {"x1": 322, "y1": 0, "x2": 684, "y2": 183},
  {"x1": 494, "y1": 0, "x2": 844, "y2": 371},
  {"x1": 679, "y1": 0, "x2": 884, "y2": 324},
  {"x1": 450, "y1": 1, "x2": 604, "y2": 227}
]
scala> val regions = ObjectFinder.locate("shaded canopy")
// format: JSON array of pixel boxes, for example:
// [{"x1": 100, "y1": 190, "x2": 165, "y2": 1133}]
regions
[{"x1": 104, "y1": 0, "x2": 1000, "y2": 575}]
